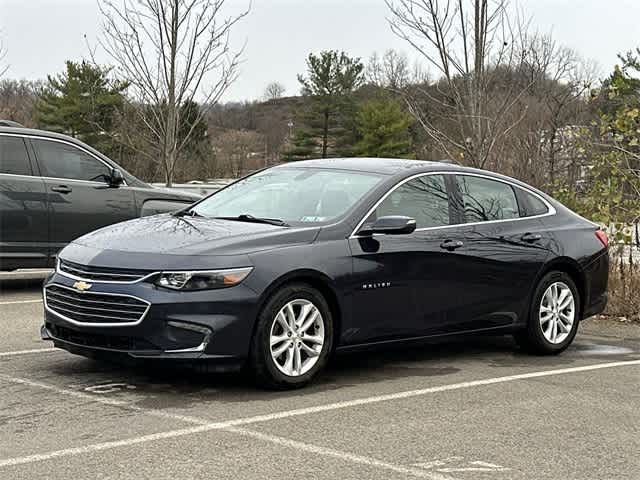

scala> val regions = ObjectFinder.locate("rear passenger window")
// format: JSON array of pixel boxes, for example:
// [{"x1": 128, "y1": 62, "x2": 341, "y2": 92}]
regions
[
  {"x1": 373, "y1": 175, "x2": 450, "y2": 228},
  {"x1": 456, "y1": 175, "x2": 519, "y2": 222},
  {"x1": 520, "y1": 190, "x2": 549, "y2": 216},
  {"x1": 0, "y1": 136, "x2": 32, "y2": 176}
]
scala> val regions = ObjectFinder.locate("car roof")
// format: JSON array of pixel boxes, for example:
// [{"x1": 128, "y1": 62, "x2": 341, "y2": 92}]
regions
[
  {"x1": 0, "y1": 125, "x2": 120, "y2": 165},
  {"x1": 0, "y1": 125, "x2": 92, "y2": 145},
  {"x1": 273, "y1": 157, "x2": 458, "y2": 175},
  {"x1": 271, "y1": 157, "x2": 554, "y2": 198}
]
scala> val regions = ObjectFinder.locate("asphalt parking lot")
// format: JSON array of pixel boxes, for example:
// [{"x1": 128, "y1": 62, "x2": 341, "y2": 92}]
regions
[{"x1": 1, "y1": 271, "x2": 638, "y2": 480}]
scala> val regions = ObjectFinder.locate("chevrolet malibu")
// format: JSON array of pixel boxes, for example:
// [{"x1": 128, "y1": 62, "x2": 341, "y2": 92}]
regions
[{"x1": 41, "y1": 158, "x2": 609, "y2": 389}]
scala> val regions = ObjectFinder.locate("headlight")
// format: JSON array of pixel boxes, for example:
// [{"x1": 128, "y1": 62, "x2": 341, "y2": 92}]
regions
[{"x1": 155, "y1": 267, "x2": 253, "y2": 291}]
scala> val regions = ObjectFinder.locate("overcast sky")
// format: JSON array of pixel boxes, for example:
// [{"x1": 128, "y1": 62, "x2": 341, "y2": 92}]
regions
[{"x1": 1, "y1": 0, "x2": 639, "y2": 102}]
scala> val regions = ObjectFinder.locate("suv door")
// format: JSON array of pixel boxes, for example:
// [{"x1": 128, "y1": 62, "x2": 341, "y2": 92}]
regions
[
  {"x1": 444, "y1": 173, "x2": 553, "y2": 331},
  {"x1": 348, "y1": 173, "x2": 463, "y2": 343},
  {"x1": 30, "y1": 138, "x2": 136, "y2": 259},
  {"x1": 0, "y1": 134, "x2": 49, "y2": 269}
]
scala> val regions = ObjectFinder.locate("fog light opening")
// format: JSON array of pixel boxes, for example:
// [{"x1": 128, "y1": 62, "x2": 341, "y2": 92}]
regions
[{"x1": 165, "y1": 321, "x2": 213, "y2": 353}]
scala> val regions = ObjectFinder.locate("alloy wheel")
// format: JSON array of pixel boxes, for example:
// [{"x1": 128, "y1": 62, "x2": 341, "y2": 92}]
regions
[
  {"x1": 539, "y1": 281, "x2": 575, "y2": 344},
  {"x1": 269, "y1": 299, "x2": 325, "y2": 376}
]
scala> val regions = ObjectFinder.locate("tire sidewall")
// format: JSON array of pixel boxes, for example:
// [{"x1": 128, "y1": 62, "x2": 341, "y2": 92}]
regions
[
  {"x1": 527, "y1": 271, "x2": 580, "y2": 354},
  {"x1": 252, "y1": 283, "x2": 334, "y2": 388}
]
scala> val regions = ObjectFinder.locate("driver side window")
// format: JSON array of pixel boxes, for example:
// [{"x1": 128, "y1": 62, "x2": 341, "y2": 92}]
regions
[
  {"x1": 372, "y1": 174, "x2": 451, "y2": 228},
  {"x1": 33, "y1": 139, "x2": 111, "y2": 182}
]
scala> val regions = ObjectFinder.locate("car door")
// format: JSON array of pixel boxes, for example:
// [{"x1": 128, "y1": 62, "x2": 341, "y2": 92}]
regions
[
  {"x1": 30, "y1": 138, "x2": 136, "y2": 259},
  {"x1": 0, "y1": 134, "x2": 49, "y2": 269},
  {"x1": 440, "y1": 173, "x2": 554, "y2": 332},
  {"x1": 348, "y1": 173, "x2": 464, "y2": 343}
]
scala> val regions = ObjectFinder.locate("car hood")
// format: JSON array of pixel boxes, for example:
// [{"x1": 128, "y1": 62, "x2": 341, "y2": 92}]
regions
[
  {"x1": 148, "y1": 186, "x2": 202, "y2": 202},
  {"x1": 62, "y1": 214, "x2": 320, "y2": 270}
]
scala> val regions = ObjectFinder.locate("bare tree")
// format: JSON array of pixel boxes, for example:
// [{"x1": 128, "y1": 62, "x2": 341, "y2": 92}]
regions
[
  {"x1": 263, "y1": 81, "x2": 285, "y2": 101},
  {"x1": 527, "y1": 35, "x2": 598, "y2": 184},
  {"x1": 99, "y1": 0, "x2": 249, "y2": 186},
  {"x1": 385, "y1": 0, "x2": 536, "y2": 168},
  {"x1": 497, "y1": 33, "x2": 597, "y2": 185},
  {"x1": 366, "y1": 49, "x2": 431, "y2": 89},
  {"x1": 214, "y1": 129, "x2": 263, "y2": 177},
  {"x1": 0, "y1": 37, "x2": 8, "y2": 79},
  {"x1": 367, "y1": 50, "x2": 411, "y2": 89},
  {"x1": 0, "y1": 79, "x2": 41, "y2": 126}
]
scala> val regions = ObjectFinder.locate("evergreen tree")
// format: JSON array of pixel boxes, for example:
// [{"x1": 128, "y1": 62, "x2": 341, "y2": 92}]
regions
[
  {"x1": 290, "y1": 50, "x2": 364, "y2": 159},
  {"x1": 355, "y1": 95, "x2": 413, "y2": 158},
  {"x1": 36, "y1": 60, "x2": 128, "y2": 156}
]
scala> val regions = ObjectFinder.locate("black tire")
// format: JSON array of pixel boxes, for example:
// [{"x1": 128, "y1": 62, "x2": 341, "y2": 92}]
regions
[
  {"x1": 249, "y1": 283, "x2": 334, "y2": 390},
  {"x1": 516, "y1": 271, "x2": 580, "y2": 355}
]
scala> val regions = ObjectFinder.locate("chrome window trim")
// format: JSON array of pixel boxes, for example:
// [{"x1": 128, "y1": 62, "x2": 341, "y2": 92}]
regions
[
  {"x1": 56, "y1": 258, "x2": 159, "y2": 284},
  {"x1": 0, "y1": 132, "x2": 128, "y2": 186},
  {"x1": 43, "y1": 283, "x2": 151, "y2": 328},
  {"x1": 0, "y1": 171, "x2": 115, "y2": 186},
  {"x1": 349, "y1": 171, "x2": 556, "y2": 238}
]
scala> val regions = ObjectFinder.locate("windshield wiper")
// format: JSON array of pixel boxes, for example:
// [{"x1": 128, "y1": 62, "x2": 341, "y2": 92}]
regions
[
  {"x1": 214, "y1": 214, "x2": 290, "y2": 227},
  {"x1": 173, "y1": 208, "x2": 206, "y2": 218}
]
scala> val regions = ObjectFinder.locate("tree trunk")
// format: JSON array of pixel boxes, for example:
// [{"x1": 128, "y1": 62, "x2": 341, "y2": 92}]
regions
[
  {"x1": 164, "y1": 0, "x2": 179, "y2": 187},
  {"x1": 322, "y1": 109, "x2": 329, "y2": 158}
]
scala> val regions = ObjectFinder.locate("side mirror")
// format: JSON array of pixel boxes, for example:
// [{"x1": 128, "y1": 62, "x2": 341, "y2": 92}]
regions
[
  {"x1": 358, "y1": 215, "x2": 417, "y2": 236},
  {"x1": 109, "y1": 168, "x2": 125, "y2": 187}
]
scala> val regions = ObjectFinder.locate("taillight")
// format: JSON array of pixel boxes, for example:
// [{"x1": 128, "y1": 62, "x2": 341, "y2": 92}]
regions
[{"x1": 595, "y1": 229, "x2": 609, "y2": 248}]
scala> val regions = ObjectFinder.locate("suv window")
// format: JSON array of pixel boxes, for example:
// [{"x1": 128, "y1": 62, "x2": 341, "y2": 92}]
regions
[
  {"x1": 373, "y1": 174, "x2": 450, "y2": 228},
  {"x1": 0, "y1": 136, "x2": 32, "y2": 176},
  {"x1": 456, "y1": 175, "x2": 519, "y2": 222},
  {"x1": 33, "y1": 139, "x2": 111, "y2": 182}
]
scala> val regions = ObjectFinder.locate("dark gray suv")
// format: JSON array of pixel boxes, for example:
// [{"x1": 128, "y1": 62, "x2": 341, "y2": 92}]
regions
[{"x1": 0, "y1": 125, "x2": 200, "y2": 270}]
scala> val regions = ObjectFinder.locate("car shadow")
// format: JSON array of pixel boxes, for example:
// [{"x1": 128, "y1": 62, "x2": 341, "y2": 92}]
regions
[
  {"x1": 41, "y1": 334, "x2": 560, "y2": 407},
  {"x1": 0, "y1": 276, "x2": 47, "y2": 294}
]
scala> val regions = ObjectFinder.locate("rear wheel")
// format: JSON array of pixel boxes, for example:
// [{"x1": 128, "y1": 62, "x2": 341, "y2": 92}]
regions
[
  {"x1": 250, "y1": 283, "x2": 333, "y2": 389},
  {"x1": 516, "y1": 271, "x2": 580, "y2": 355}
]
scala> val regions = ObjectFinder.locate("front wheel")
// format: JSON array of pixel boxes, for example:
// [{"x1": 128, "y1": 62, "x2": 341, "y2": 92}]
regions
[
  {"x1": 516, "y1": 271, "x2": 580, "y2": 355},
  {"x1": 249, "y1": 284, "x2": 333, "y2": 389}
]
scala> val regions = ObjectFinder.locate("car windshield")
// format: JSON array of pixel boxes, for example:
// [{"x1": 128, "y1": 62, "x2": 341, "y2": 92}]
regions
[{"x1": 190, "y1": 167, "x2": 383, "y2": 225}]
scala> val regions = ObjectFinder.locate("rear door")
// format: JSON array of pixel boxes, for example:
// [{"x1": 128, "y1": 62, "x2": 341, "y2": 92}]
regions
[
  {"x1": 442, "y1": 173, "x2": 553, "y2": 331},
  {"x1": 30, "y1": 138, "x2": 136, "y2": 258},
  {"x1": 0, "y1": 134, "x2": 49, "y2": 269}
]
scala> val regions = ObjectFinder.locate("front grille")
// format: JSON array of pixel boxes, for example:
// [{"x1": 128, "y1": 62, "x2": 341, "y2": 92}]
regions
[
  {"x1": 58, "y1": 259, "x2": 153, "y2": 283},
  {"x1": 47, "y1": 323, "x2": 158, "y2": 351},
  {"x1": 45, "y1": 285, "x2": 150, "y2": 325}
]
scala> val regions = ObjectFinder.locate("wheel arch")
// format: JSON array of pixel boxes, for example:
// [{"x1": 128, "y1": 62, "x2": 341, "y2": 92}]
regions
[
  {"x1": 536, "y1": 257, "x2": 587, "y2": 319},
  {"x1": 254, "y1": 269, "x2": 344, "y2": 348}
]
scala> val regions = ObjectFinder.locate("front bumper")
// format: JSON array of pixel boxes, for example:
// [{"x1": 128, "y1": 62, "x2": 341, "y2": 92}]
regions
[{"x1": 42, "y1": 270, "x2": 260, "y2": 369}]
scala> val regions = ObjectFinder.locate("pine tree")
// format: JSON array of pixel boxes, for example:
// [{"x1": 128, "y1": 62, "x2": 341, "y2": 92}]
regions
[
  {"x1": 289, "y1": 50, "x2": 364, "y2": 160},
  {"x1": 36, "y1": 60, "x2": 128, "y2": 156},
  {"x1": 355, "y1": 95, "x2": 413, "y2": 158}
]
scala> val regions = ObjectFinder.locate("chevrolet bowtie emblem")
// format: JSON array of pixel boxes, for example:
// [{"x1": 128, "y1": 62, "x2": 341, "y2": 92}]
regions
[{"x1": 72, "y1": 281, "x2": 92, "y2": 291}]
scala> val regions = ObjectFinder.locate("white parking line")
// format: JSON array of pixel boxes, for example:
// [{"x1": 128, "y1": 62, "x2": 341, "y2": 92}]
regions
[
  {"x1": 0, "y1": 269, "x2": 51, "y2": 276},
  {"x1": 225, "y1": 426, "x2": 455, "y2": 480},
  {"x1": 0, "y1": 299, "x2": 42, "y2": 305},
  {"x1": 0, "y1": 359, "x2": 638, "y2": 473},
  {"x1": 0, "y1": 348, "x2": 57, "y2": 357},
  {"x1": 0, "y1": 298, "x2": 42, "y2": 305}
]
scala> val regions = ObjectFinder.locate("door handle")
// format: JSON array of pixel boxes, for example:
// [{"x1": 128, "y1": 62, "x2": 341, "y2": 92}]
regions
[
  {"x1": 521, "y1": 233, "x2": 542, "y2": 243},
  {"x1": 51, "y1": 185, "x2": 72, "y2": 194},
  {"x1": 440, "y1": 239, "x2": 464, "y2": 251}
]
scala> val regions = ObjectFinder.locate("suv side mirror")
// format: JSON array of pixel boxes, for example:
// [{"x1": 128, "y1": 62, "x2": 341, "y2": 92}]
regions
[
  {"x1": 109, "y1": 168, "x2": 125, "y2": 187},
  {"x1": 358, "y1": 216, "x2": 417, "y2": 236}
]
